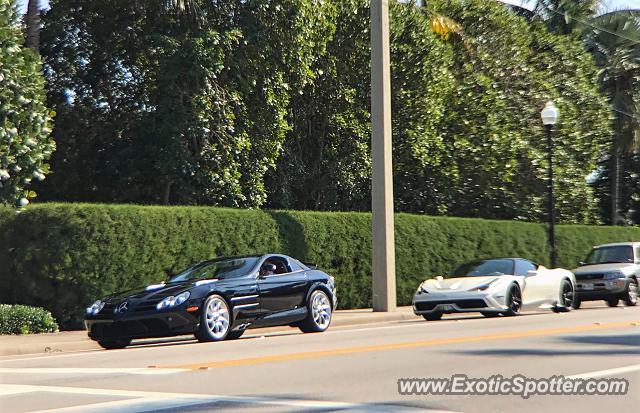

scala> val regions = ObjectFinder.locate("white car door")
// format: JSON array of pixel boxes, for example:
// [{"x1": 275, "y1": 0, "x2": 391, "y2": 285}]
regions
[{"x1": 517, "y1": 262, "x2": 558, "y2": 308}]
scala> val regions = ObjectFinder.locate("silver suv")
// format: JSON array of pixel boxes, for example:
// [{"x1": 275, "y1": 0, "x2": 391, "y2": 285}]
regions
[{"x1": 572, "y1": 242, "x2": 639, "y2": 308}]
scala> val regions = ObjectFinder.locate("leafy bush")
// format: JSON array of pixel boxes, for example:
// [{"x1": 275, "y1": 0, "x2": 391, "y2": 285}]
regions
[
  {"x1": 0, "y1": 304, "x2": 59, "y2": 335},
  {"x1": 0, "y1": 203, "x2": 637, "y2": 329},
  {"x1": 0, "y1": 0, "x2": 55, "y2": 206}
]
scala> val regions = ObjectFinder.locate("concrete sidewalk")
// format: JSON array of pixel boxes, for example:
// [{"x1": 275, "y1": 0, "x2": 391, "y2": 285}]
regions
[{"x1": 0, "y1": 306, "x2": 419, "y2": 357}]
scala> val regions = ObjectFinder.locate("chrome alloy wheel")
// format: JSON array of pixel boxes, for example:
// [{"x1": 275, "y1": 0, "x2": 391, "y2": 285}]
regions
[
  {"x1": 311, "y1": 291, "x2": 332, "y2": 330},
  {"x1": 205, "y1": 296, "x2": 230, "y2": 340}
]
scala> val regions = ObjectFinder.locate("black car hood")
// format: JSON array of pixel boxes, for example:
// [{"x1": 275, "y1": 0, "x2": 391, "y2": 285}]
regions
[{"x1": 106, "y1": 281, "x2": 195, "y2": 302}]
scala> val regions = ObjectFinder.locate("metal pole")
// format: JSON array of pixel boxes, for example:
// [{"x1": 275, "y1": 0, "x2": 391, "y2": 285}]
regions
[
  {"x1": 546, "y1": 124, "x2": 557, "y2": 268},
  {"x1": 371, "y1": 0, "x2": 396, "y2": 311}
]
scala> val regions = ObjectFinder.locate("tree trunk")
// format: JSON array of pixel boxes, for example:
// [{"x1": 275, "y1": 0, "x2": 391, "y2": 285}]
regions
[
  {"x1": 163, "y1": 178, "x2": 172, "y2": 205},
  {"x1": 24, "y1": 0, "x2": 40, "y2": 52},
  {"x1": 611, "y1": 144, "x2": 621, "y2": 225}
]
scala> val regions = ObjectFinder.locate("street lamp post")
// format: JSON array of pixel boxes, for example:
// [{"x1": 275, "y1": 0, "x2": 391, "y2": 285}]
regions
[
  {"x1": 541, "y1": 101, "x2": 559, "y2": 268},
  {"x1": 371, "y1": 0, "x2": 396, "y2": 311}
]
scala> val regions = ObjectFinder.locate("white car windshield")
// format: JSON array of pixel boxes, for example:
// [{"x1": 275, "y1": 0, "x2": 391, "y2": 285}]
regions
[{"x1": 449, "y1": 259, "x2": 514, "y2": 277}]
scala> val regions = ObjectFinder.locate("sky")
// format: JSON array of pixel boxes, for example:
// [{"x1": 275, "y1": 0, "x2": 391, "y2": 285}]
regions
[
  {"x1": 501, "y1": 0, "x2": 640, "y2": 12},
  {"x1": 17, "y1": 0, "x2": 640, "y2": 13}
]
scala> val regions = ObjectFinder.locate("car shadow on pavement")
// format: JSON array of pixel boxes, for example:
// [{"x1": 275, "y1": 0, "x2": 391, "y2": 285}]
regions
[
  {"x1": 126, "y1": 330, "x2": 303, "y2": 350},
  {"x1": 398, "y1": 312, "x2": 544, "y2": 324}
]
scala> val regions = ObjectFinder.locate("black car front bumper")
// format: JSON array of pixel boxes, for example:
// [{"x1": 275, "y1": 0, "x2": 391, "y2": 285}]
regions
[{"x1": 85, "y1": 310, "x2": 198, "y2": 341}]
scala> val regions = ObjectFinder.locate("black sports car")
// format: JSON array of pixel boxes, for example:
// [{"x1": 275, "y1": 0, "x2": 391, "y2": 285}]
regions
[{"x1": 84, "y1": 254, "x2": 337, "y2": 349}]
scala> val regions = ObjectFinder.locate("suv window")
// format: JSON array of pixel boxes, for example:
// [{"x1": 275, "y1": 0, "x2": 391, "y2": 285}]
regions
[
  {"x1": 584, "y1": 246, "x2": 634, "y2": 265},
  {"x1": 514, "y1": 260, "x2": 537, "y2": 276}
]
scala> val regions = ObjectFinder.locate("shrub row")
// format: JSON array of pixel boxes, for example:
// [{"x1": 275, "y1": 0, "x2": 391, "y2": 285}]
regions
[
  {"x1": 0, "y1": 203, "x2": 636, "y2": 329},
  {"x1": 0, "y1": 304, "x2": 59, "y2": 335}
]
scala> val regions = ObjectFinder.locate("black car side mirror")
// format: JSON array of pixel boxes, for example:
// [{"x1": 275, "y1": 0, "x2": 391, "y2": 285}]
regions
[{"x1": 259, "y1": 263, "x2": 277, "y2": 278}]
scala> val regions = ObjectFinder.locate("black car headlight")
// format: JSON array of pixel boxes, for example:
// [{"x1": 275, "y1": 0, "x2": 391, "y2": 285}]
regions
[
  {"x1": 86, "y1": 300, "x2": 105, "y2": 315},
  {"x1": 156, "y1": 291, "x2": 191, "y2": 310}
]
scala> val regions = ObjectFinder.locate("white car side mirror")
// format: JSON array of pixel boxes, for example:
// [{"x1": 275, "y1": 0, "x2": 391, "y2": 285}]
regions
[{"x1": 525, "y1": 270, "x2": 537, "y2": 277}]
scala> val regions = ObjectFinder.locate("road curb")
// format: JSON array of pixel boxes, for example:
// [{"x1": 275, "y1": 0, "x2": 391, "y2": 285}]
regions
[{"x1": 0, "y1": 307, "x2": 419, "y2": 357}]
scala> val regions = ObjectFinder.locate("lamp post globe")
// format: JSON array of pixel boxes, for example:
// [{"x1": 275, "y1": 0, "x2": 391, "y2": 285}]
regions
[{"x1": 541, "y1": 101, "x2": 559, "y2": 126}]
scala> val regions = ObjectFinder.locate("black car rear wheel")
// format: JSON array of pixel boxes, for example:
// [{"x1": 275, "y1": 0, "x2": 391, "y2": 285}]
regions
[
  {"x1": 299, "y1": 290, "x2": 332, "y2": 333},
  {"x1": 195, "y1": 294, "x2": 231, "y2": 342},
  {"x1": 98, "y1": 338, "x2": 131, "y2": 350}
]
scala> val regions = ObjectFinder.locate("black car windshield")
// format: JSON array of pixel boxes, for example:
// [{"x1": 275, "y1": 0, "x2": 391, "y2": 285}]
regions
[
  {"x1": 168, "y1": 257, "x2": 260, "y2": 283},
  {"x1": 449, "y1": 259, "x2": 514, "y2": 277},
  {"x1": 584, "y1": 246, "x2": 634, "y2": 265}
]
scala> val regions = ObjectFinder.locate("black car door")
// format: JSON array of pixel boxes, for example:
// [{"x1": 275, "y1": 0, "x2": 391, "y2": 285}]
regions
[{"x1": 257, "y1": 256, "x2": 308, "y2": 315}]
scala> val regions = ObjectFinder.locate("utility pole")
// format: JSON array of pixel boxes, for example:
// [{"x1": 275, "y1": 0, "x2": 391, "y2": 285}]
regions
[{"x1": 371, "y1": 0, "x2": 396, "y2": 311}]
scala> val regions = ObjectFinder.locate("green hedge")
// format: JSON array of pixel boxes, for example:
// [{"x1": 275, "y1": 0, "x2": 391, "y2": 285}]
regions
[
  {"x1": 0, "y1": 304, "x2": 59, "y2": 335},
  {"x1": 0, "y1": 203, "x2": 636, "y2": 329}
]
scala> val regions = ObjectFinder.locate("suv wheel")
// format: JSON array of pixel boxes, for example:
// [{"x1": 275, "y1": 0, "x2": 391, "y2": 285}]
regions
[{"x1": 606, "y1": 298, "x2": 619, "y2": 307}]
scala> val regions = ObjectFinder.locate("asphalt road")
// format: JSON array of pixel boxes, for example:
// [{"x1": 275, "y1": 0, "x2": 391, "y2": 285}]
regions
[{"x1": 1, "y1": 303, "x2": 639, "y2": 413}]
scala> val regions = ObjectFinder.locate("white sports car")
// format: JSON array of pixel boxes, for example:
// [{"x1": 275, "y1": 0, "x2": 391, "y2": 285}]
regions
[{"x1": 413, "y1": 258, "x2": 576, "y2": 320}]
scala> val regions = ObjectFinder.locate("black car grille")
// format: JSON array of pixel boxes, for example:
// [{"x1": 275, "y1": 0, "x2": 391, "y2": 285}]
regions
[
  {"x1": 575, "y1": 273, "x2": 604, "y2": 280},
  {"x1": 133, "y1": 300, "x2": 161, "y2": 312},
  {"x1": 98, "y1": 302, "x2": 117, "y2": 315},
  {"x1": 90, "y1": 319, "x2": 169, "y2": 338},
  {"x1": 415, "y1": 299, "x2": 487, "y2": 311}
]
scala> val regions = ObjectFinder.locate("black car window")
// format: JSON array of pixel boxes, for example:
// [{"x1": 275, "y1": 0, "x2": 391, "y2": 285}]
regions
[
  {"x1": 450, "y1": 259, "x2": 515, "y2": 277},
  {"x1": 514, "y1": 260, "x2": 537, "y2": 276},
  {"x1": 169, "y1": 257, "x2": 259, "y2": 283},
  {"x1": 264, "y1": 257, "x2": 291, "y2": 275},
  {"x1": 288, "y1": 260, "x2": 304, "y2": 272}
]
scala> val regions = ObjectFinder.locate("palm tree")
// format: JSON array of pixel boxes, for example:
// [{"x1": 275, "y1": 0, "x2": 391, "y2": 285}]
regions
[
  {"x1": 534, "y1": 0, "x2": 598, "y2": 34},
  {"x1": 531, "y1": 1, "x2": 640, "y2": 224},
  {"x1": 583, "y1": 10, "x2": 640, "y2": 224}
]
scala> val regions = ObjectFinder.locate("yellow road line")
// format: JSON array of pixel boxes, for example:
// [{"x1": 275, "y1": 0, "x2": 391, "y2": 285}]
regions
[{"x1": 154, "y1": 320, "x2": 639, "y2": 370}]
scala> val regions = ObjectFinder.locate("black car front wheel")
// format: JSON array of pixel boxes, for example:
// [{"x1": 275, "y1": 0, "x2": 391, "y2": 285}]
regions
[
  {"x1": 195, "y1": 294, "x2": 231, "y2": 342},
  {"x1": 299, "y1": 290, "x2": 332, "y2": 333},
  {"x1": 98, "y1": 338, "x2": 131, "y2": 350}
]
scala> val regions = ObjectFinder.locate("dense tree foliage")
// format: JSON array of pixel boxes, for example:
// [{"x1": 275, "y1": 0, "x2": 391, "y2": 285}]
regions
[
  {"x1": 38, "y1": 0, "x2": 334, "y2": 206},
  {"x1": 35, "y1": 0, "x2": 614, "y2": 224},
  {"x1": 268, "y1": 0, "x2": 611, "y2": 223},
  {"x1": 0, "y1": 0, "x2": 54, "y2": 206}
]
